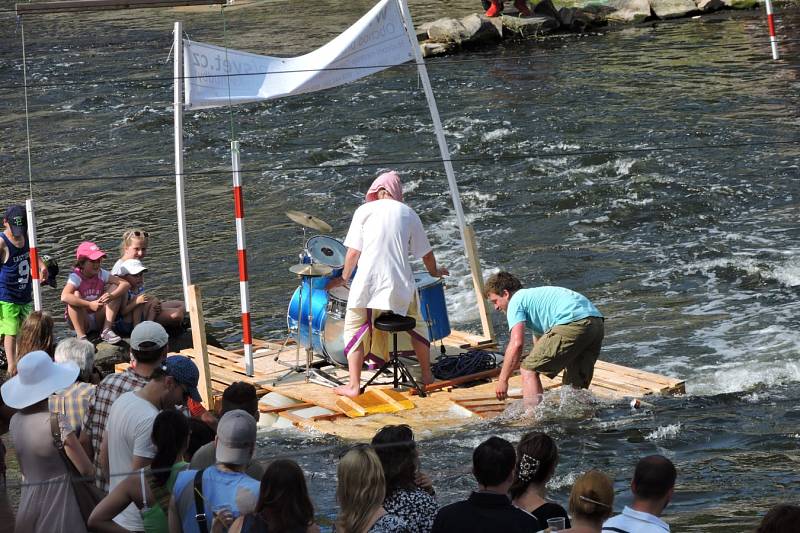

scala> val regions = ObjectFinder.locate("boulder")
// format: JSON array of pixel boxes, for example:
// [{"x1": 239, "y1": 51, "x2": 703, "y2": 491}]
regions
[
  {"x1": 420, "y1": 42, "x2": 458, "y2": 58},
  {"x1": 533, "y1": 0, "x2": 563, "y2": 25},
  {"x1": 501, "y1": 15, "x2": 559, "y2": 36},
  {"x1": 650, "y1": 0, "x2": 698, "y2": 18},
  {"x1": 559, "y1": 5, "x2": 613, "y2": 31},
  {"x1": 459, "y1": 13, "x2": 503, "y2": 45},
  {"x1": 695, "y1": 0, "x2": 724, "y2": 10},
  {"x1": 607, "y1": 0, "x2": 652, "y2": 22},
  {"x1": 426, "y1": 17, "x2": 470, "y2": 43},
  {"x1": 720, "y1": 0, "x2": 758, "y2": 8}
]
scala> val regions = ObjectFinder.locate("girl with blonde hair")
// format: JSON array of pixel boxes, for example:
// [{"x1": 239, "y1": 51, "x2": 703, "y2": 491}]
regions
[
  {"x1": 111, "y1": 229, "x2": 185, "y2": 329},
  {"x1": 336, "y1": 444, "x2": 410, "y2": 533},
  {"x1": 563, "y1": 470, "x2": 614, "y2": 532}
]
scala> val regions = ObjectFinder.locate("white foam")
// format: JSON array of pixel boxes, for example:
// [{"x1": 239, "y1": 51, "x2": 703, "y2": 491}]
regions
[
  {"x1": 645, "y1": 423, "x2": 681, "y2": 441},
  {"x1": 482, "y1": 128, "x2": 512, "y2": 142}
]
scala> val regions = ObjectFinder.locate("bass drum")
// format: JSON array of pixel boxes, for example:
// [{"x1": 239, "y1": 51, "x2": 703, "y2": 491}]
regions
[{"x1": 286, "y1": 283, "x2": 349, "y2": 367}]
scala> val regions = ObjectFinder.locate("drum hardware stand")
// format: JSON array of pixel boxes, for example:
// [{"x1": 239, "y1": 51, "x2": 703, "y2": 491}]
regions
[
  {"x1": 272, "y1": 273, "x2": 309, "y2": 385},
  {"x1": 302, "y1": 278, "x2": 343, "y2": 388}
]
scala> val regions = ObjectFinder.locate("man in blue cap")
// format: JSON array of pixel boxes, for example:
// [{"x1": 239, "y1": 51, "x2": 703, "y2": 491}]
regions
[
  {"x1": 0, "y1": 204, "x2": 48, "y2": 374},
  {"x1": 101, "y1": 354, "x2": 200, "y2": 531}
]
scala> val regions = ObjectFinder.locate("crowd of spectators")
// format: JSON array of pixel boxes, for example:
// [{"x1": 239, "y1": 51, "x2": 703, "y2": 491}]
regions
[{"x1": 0, "y1": 318, "x2": 795, "y2": 532}]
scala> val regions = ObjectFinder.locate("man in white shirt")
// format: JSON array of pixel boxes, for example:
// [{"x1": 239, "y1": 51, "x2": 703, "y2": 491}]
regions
[
  {"x1": 101, "y1": 355, "x2": 201, "y2": 531},
  {"x1": 602, "y1": 455, "x2": 676, "y2": 533},
  {"x1": 327, "y1": 171, "x2": 448, "y2": 398}
]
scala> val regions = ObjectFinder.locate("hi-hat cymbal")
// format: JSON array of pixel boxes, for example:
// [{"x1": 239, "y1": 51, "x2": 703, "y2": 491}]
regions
[
  {"x1": 286, "y1": 210, "x2": 332, "y2": 233},
  {"x1": 289, "y1": 263, "x2": 333, "y2": 277}
]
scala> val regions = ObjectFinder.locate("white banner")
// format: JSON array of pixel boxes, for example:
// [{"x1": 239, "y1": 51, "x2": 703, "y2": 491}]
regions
[{"x1": 183, "y1": 0, "x2": 414, "y2": 109}]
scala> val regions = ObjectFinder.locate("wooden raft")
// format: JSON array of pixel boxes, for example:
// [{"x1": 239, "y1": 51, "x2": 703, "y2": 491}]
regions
[{"x1": 117, "y1": 331, "x2": 685, "y2": 441}]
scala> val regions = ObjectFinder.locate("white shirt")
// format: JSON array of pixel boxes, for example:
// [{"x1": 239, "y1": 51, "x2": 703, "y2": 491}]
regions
[
  {"x1": 110, "y1": 259, "x2": 124, "y2": 276},
  {"x1": 603, "y1": 506, "x2": 670, "y2": 533},
  {"x1": 344, "y1": 199, "x2": 432, "y2": 315},
  {"x1": 105, "y1": 390, "x2": 158, "y2": 531}
]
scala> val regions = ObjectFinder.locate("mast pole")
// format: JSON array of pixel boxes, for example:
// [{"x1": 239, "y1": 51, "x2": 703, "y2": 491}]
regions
[
  {"x1": 395, "y1": 0, "x2": 495, "y2": 340},
  {"x1": 174, "y1": 21, "x2": 192, "y2": 307}
]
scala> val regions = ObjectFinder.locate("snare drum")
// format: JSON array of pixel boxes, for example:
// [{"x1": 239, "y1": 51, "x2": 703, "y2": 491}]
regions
[{"x1": 414, "y1": 272, "x2": 451, "y2": 341}]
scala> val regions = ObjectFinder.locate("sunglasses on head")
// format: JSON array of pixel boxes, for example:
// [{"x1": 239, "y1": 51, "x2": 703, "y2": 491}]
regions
[{"x1": 124, "y1": 229, "x2": 150, "y2": 239}]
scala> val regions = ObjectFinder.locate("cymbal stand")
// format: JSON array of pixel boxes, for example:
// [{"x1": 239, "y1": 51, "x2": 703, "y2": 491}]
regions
[
  {"x1": 272, "y1": 229, "x2": 310, "y2": 385},
  {"x1": 272, "y1": 272, "x2": 309, "y2": 385}
]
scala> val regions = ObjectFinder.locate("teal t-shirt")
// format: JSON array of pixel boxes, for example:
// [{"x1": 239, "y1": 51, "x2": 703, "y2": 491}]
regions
[{"x1": 506, "y1": 287, "x2": 603, "y2": 336}]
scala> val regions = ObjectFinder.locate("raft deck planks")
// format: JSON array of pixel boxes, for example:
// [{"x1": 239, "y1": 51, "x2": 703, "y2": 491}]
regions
[{"x1": 116, "y1": 332, "x2": 684, "y2": 440}]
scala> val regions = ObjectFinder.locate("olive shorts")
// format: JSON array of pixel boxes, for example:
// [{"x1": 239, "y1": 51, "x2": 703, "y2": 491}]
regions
[{"x1": 521, "y1": 316, "x2": 605, "y2": 388}]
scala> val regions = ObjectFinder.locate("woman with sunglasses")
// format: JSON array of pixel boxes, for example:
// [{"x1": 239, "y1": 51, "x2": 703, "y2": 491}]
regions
[
  {"x1": 336, "y1": 445, "x2": 410, "y2": 533},
  {"x1": 371, "y1": 425, "x2": 437, "y2": 533},
  {"x1": 111, "y1": 229, "x2": 185, "y2": 329}
]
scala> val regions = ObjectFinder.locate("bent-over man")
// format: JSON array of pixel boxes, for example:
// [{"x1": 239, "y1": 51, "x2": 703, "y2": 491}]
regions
[{"x1": 485, "y1": 271, "x2": 604, "y2": 407}]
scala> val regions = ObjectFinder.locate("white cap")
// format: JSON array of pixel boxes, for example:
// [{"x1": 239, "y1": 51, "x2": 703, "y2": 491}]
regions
[{"x1": 119, "y1": 258, "x2": 148, "y2": 276}]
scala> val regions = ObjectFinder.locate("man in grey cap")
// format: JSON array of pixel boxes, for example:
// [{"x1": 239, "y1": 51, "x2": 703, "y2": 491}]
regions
[
  {"x1": 189, "y1": 381, "x2": 264, "y2": 480},
  {"x1": 79, "y1": 320, "x2": 169, "y2": 489},
  {"x1": 169, "y1": 410, "x2": 261, "y2": 533}
]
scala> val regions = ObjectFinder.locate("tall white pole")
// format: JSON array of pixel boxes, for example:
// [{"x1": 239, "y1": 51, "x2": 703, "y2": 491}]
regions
[
  {"x1": 24, "y1": 199, "x2": 42, "y2": 311},
  {"x1": 231, "y1": 141, "x2": 254, "y2": 376},
  {"x1": 174, "y1": 21, "x2": 192, "y2": 306},
  {"x1": 764, "y1": 0, "x2": 780, "y2": 60},
  {"x1": 395, "y1": 0, "x2": 495, "y2": 340}
]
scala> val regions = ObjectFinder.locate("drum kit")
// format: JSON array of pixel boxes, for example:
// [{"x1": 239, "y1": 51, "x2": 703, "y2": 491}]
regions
[{"x1": 276, "y1": 209, "x2": 453, "y2": 388}]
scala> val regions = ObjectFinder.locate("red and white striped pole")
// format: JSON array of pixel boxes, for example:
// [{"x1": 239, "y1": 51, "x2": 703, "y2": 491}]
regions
[
  {"x1": 231, "y1": 141, "x2": 254, "y2": 376},
  {"x1": 24, "y1": 199, "x2": 42, "y2": 311},
  {"x1": 764, "y1": 0, "x2": 779, "y2": 60}
]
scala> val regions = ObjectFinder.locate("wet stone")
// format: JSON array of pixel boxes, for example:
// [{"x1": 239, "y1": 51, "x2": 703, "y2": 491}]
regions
[
  {"x1": 650, "y1": 0, "x2": 699, "y2": 18},
  {"x1": 695, "y1": 0, "x2": 725, "y2": 11},
  {"x1": 501, "y1": 15, "x2": 560, "y2": 36}
]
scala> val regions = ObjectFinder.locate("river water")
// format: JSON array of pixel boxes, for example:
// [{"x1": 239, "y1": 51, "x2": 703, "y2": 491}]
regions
[{"x1": 1, "y1": 1, "x2": 799, "y2": 530}]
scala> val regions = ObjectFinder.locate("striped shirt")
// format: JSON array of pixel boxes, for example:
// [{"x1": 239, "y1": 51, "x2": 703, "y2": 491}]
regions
[
  {"x1": 82, "y1": 367, "x2": 150, "y2": 491},
  {"x1": 49, "y1": 381, "x2": 94, "y2": 437}
]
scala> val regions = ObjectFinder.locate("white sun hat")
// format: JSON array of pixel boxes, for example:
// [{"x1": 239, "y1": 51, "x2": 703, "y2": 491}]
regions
[{"x1": 1, "y1": 350, "x2": 79, "y2": 409}]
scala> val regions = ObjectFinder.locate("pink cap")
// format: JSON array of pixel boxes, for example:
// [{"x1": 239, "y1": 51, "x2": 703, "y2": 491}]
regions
[
  {"x1": 76, "y1": 241, "x2": 106, "y2": 261},
  {"x1": 365, "y1": 171, "x2": 403, "y2": 203}
]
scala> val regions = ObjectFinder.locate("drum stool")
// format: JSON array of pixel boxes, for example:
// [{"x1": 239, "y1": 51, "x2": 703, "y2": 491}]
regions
[{"x1": 360, "y1": 313, "x2": 427, "y2": 398}]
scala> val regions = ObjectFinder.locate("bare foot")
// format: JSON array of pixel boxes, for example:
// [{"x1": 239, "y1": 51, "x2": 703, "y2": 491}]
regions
[
  {"x1": 421, "y1": 373, "x2": 435, "y2": 386},
  {"x1": 334, "y1": 384, "x2": 362, "y2": 398}
]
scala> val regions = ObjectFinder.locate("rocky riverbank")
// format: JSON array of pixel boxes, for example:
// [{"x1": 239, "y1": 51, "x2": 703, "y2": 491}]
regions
[{"x1": 417, "y1": 0, "x2": 779, "y2": 57}]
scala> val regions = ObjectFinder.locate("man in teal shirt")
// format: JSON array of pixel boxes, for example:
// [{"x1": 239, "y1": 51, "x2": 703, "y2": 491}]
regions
[{"x1": 484, "y1": 272, "x2": 604, "y2": 407}]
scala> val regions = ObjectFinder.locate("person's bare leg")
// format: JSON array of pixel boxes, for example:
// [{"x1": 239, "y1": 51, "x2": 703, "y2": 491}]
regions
[
  {"x1": 67, "y1": 305, "x2": 89, "y2": 338},
  {"x1": 334, "y1": 345, "x2": 365, "y2": 398},
  {"x1": 157, "y1": 300, "x2": 185, "y2": 328},
  {"x1": 411, "y1": 336, "x2": 435, "y2": 385},
  {"x1": 3, "y1": 335, "x2": 17, "y2": 375},
  {"x1": 521, "y1": 368, "x2": 544, "y2": 408},
  {"x1": 103, "y1": 297, "x2": 122, "y2": 330}
]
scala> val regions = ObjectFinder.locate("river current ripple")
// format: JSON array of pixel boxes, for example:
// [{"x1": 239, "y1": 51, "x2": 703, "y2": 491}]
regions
[{"x1": 1, "y1": 1, "x2": 799, "y2": 530}]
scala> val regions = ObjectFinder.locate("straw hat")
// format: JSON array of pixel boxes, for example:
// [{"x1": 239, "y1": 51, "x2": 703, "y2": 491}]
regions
[{"x1": 1, "y1": 350, "x2": 79, "y2": 409}]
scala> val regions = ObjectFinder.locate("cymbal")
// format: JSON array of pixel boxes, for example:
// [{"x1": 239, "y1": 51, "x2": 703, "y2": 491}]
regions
[
  {"x1": 286, "y1": 210, "x2": 332, "y2": 233},
  {"x1": 289, "y1": 263, "x2": 333, "y2": 277}
]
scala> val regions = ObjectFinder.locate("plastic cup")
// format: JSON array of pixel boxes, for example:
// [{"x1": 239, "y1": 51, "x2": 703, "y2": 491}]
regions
[{"x1": 547, "y1": 517, "x2": 566, "y2": 531}]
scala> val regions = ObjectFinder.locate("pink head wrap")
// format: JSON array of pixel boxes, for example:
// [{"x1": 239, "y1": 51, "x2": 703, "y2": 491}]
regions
[{"x1": 365, "y1": 171, "x2": 403, "y2": 203}]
